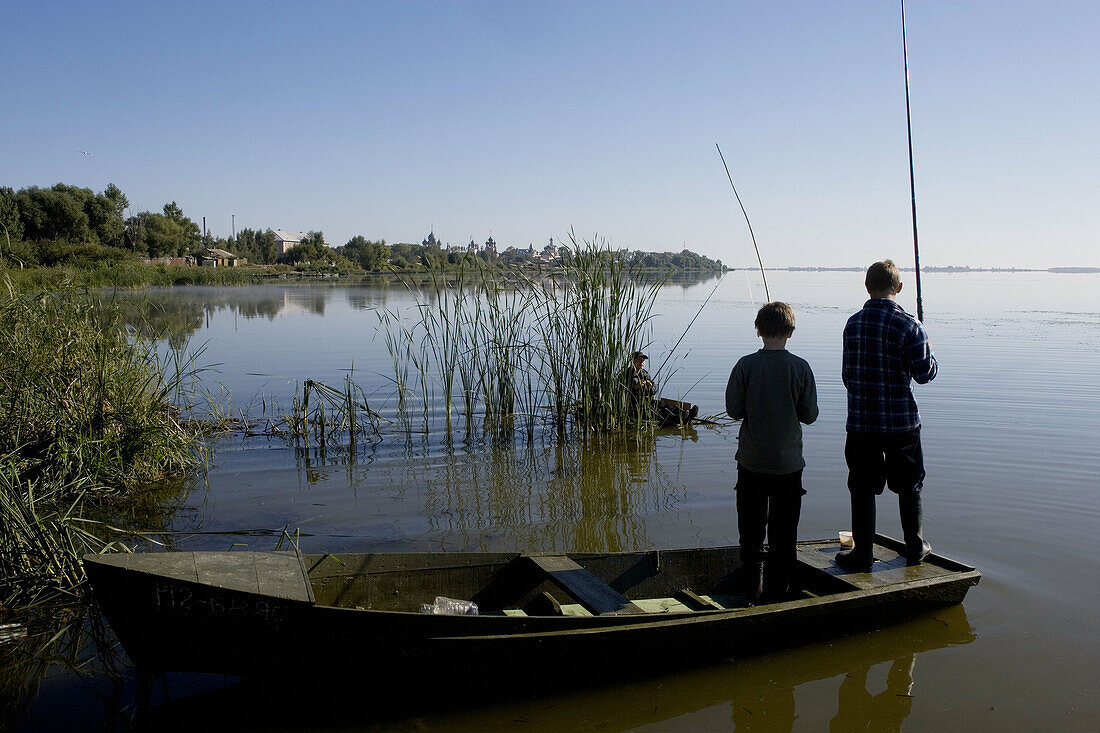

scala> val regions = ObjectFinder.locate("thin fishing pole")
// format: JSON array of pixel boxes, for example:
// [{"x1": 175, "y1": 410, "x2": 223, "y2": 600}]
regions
[
  {"x1": 901, "y1": 0, "x2": 924, "y2": 322},
  {"x1": 653, "y1": 274, "x2": 724, "y2": 379},
  {"x1": 716, "y1": 143, "x2": 770, "y2": 302}
]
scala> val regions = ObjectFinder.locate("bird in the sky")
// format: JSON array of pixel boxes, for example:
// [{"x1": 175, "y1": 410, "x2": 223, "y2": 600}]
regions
[{"x1": 77, "y1": 150, "x2": 93, "y2": 156}]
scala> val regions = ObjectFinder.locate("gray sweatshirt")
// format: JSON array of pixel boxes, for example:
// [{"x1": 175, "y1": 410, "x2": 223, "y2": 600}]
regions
[{"x1": 725, "y1": 349, "x2": 819, "y2": 474}]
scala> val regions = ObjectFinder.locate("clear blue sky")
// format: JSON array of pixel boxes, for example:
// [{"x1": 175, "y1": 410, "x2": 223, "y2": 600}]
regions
[{"x1": 3, "y1": 1, "x2": 1097, "y2": 267}]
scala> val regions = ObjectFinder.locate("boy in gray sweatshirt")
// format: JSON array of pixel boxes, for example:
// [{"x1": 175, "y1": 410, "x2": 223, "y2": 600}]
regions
[{"x1": 725, "y1": 302, "x2": 819, "y2": 602}]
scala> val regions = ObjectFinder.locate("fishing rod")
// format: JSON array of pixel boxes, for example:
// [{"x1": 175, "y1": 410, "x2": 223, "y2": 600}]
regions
[
  {"x1": 716, "y1": 143, "x2": 770, "y2": 302},
  {"x1": 901, "y1": 0, "x2": 924, "y2": 321},
  {"x1": 652, "y1": 273, "x2": 724, "y2": 380}
]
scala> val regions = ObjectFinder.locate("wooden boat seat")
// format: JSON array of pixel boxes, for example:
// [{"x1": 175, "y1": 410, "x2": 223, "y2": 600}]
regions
[
  {"x1": 502, "y1": 595, "x2": 733, "y2": 616},
  {"x1": 526, "y1": 554, "x2": 646, "y2": 615},
  {"x1": 675, "y1": 587, "x2": 724, "y2": 611}
]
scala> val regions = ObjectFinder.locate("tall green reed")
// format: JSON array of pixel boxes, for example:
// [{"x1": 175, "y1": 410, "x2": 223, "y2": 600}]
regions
[
  {"x1": 372, "y1": 235, "x2": 667, "y2": 444},
  {"x1": 291, "y1": 377, "x2": 383, "y2": 448},
  {"x1": 535, "y1": 232, "x2": 664, "y2": 434}
]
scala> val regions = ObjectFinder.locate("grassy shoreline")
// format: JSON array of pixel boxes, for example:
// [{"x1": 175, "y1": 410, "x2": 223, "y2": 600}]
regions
[
  {"x1": 0, "y1": 258, "x2": 724, "y2": 293},
  {"x1": 0, "y1": 279, "x2": 209, "y2": 611},
  {"x1": 1, "y1": 262, "x2": 266, "y2": 290}
]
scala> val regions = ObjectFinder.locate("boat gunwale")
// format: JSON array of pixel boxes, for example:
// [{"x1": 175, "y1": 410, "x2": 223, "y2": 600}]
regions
[
  {"x1": 307, "y1": 566, "x2": 981, "y2": 634},
  {"x1": 83, "y1": 537, "x2": 980, "y2": 626}
]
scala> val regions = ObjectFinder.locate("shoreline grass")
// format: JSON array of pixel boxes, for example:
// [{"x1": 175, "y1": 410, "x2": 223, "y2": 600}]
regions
[
  {"x1": 0, "y1": 279, "x2": 209, "y2": 610},
  {"x1": 1, "y1": 261, "x2": 265, "y2": 291}
]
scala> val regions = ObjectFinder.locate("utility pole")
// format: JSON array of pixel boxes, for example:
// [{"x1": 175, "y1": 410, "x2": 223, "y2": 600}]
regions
[{"x1": 232, "y1": 214, "x2": 236, "y2": 245}]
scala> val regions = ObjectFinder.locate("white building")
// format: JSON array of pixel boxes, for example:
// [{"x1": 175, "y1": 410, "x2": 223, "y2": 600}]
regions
[{"x1": 273, "y1": 229, "x2": 304, "y2": 256}]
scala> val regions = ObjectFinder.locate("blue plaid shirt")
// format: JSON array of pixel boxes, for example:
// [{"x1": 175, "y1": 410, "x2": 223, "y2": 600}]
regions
[{"x1": 843, "y1": 299, "x2": 938, "y2": 433}]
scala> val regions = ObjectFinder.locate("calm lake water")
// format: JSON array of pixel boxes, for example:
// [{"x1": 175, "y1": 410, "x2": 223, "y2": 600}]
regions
[{"x1": 14, "y1": 270, "x2": 1100, "y2": 731}]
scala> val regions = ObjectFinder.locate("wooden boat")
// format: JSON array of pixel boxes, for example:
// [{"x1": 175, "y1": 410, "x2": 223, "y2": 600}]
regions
[{"x1": 84, "y1": 535, "x2": 979, "y2": 682}]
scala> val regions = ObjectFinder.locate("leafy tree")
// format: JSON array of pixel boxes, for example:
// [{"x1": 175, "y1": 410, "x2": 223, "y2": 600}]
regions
[
  {"x1": 389, "y1": 242, "x2": 425, "y2": 268},
  {"x1": 84, "y1": 193, "x2": 124, "y2": 247},
  {"x1": 254, "y1": 229, "x2": 277, "y2": 263},
  {"x1": 162, "y1": 201, "x2": 186, "y2": 222},
  {"x1": 124, "y1": 211, "x2": 194, "y2": 257},
  {"x1": 300, "y1": 231, "x2": 325, "y2": 248},
  {"x1": 230, "y1": 228, "x2": 278, "y2": 264},
  {"x1": 103, "y1": 183, "x2": 129, "y2": 217},
  {"x1": 0, "y1": 187, "x2": 24, "y2": 244},
  {"x1": 140, "y1": 213, "x2": 183, "y2": 257},
  {"x1": 233, "y1": 228, "x2": 258, "y2": 262},
  {"x1": 160, "y1": 201, "x2": 201, "y2": 253},
  {"x1": 340, "y1": 235, "x2": 389, "y2": 270},
  {"x1": 15, "y1": 185, "x2": 93, "y2": 243},
  {"x1": 277, "y1": 240, "x2": 333, "y2": 266},
  {"x1": 0, "y1": 188, "x2": 35, "y2": 265},
  {"x1": 1, "y1": 238, "x2": 37, "y2": 265},
  {"x1": 633, "y1": 248, "x2": 722, "y2": 271}
]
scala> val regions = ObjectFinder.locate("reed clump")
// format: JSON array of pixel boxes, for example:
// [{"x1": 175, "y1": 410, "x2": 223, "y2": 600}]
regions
[
  {"x1": 0, "y1": 284, "x2": 202, "y2": 489},
  {"x1": 372, "y1": 234, "x2": 665, "y2": 443},
  {"x1": 0, "y1": 279, "x2": 207, "y2": 609},
  {"x1": 288, "y1": 377, "x2": 384, "y2": 452}
]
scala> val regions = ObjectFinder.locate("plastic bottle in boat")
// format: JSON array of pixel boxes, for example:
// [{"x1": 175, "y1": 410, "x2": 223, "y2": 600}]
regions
[{"x1": 419, "y1": 596, "x2": 479, "y2": 615}]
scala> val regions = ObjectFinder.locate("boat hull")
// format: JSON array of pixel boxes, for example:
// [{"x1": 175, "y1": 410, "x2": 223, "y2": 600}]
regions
[{"x1": 84, "y1": 537, "x2": 980, "y2": 680}]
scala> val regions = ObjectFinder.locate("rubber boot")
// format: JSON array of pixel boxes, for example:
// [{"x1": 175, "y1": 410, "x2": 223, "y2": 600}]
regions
[
  {"x1": 764, "y1": 560, "x2": 792, "y2": 602},
  {"x1": 743, "y1": 562, "x2": 764, "y2": 604},
  {"x1": 836, "y1": 492, "x2": 876, "y2": 571},
  {"x1": 899, "y1": 493, "x2": 932, "y2": 565}
]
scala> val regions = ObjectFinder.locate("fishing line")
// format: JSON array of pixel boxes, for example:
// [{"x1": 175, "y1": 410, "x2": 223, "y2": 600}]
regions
[
  {"x1": 653, "y1": 274, "x2": 724, "y2": 379},
  {"x1": 716, "y1": 142, "x2": 770, "y2": 303},
  {"x1": 742, "y1": 268, "x2": 757, "y2": 309}
]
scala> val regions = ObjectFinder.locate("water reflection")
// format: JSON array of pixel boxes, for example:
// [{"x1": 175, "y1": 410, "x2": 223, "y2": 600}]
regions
[
  {"x1": 287, "y1": 431, "x2": 688, "y2": 553},
  {"x1": 115, "y1": 285, "x2": 335, "y2": 345},
  {"x1": 121, "y1": 606, "x2": 973, "y2": 732},
  {"x1": 828, "y1": 655, "x2": 915, "y2": 733},
  {"x1": 118, "y1": 297, "x2": 205, "y2": 350},
  {"x1": 0, "y1": 610, "x2": 126, "y2": 731},
  {"x1": 111, "y1": 273, "x2": 724, "y2": 351}
]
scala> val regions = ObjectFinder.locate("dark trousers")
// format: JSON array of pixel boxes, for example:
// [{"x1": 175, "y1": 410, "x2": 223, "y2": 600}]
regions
[
  {"x1": 845, "y1": 428, "x2": 924, "y2": 498},
  {"x1": 735, "y1": 464, "x2": 805, "y2": 567},
  {"x1": 844, "y1": 428, "x2": 927, "y2": 561}
]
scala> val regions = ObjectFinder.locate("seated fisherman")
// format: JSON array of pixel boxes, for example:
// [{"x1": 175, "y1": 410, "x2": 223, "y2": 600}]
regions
[
  {"x1": 628, "y1": 351, "x2": 657, "y2": 399},
  {"x1": 627, "y1": 351, "x2": 698, "y2": 426}
]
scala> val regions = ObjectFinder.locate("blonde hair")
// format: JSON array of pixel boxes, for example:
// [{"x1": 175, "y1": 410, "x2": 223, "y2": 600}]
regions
[
  {"x1": 866, "y1": 260, "x2": 902, "y2": 295},
  {"x1": 755, "y1": 302, "x2": 796, "y2": 337}
]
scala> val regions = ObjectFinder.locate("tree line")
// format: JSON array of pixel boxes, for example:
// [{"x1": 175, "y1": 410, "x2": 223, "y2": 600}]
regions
[
  {"x1": 1, "y1": 183, "x2": 204, "y2": 266},
  {"x1": 1, "y1": 182, "x2": 723, "y2": 273},
  {"x1": 0, "y1": 183, "x2": 380, "y2": 270}
]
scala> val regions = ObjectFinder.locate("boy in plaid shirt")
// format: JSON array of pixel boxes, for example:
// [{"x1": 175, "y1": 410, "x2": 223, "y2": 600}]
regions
[{"x1": 837, "y1": 260, "x2": 938, "y2": 571}]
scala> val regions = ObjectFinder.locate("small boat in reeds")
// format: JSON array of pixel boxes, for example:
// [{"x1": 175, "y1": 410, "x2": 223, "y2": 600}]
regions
[{"x1": 84, "y1": 536, "x2": 979, "y2": 682}]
